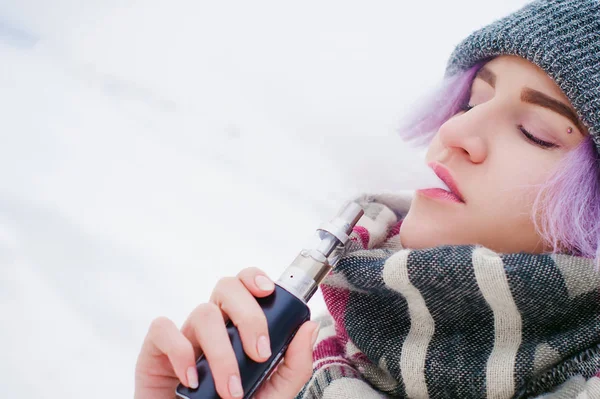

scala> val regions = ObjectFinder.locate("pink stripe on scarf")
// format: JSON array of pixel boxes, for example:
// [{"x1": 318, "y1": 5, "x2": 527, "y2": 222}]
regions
[
  {"x1": 386, "y1": 220, "x2": 403, "y2": 240},
  {"x1": 313, "y1": 336, "x2": 345, "y2": 360},
  {"x1": 351, "y1": 226, "x2": 370, "y2": 249},
  {"x1": 321, "y1": 284, "x2": 352, "y2": 354}
]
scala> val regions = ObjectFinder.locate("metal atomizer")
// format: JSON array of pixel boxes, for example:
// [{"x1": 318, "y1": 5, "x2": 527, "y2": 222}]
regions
[
  {"x1": 176, "y1": 201, "x2": 364, "y2": 399},
  {"x1": 276, "y1": 201, "x2": 364, "y2": 302}
]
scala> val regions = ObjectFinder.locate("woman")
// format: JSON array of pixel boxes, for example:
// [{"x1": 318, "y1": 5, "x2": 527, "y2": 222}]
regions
[{"x1": 135, "y1": 0, "x2": 600, "y2": 397}]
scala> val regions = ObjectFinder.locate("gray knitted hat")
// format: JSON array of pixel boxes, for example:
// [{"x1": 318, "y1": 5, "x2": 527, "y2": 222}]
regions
[{"x1": 446, "y1": 0, "x2": 600, "y2": 150}]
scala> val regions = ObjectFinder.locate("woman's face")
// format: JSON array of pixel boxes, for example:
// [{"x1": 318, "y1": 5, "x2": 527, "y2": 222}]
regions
[{"x1": 400, "y1": 55, "x2": 587, "y2": 253}]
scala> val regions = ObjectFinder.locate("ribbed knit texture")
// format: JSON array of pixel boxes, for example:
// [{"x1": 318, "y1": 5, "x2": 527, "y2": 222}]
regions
[{"x1": 445, "y1": 0, "x2": 600, "y2": 151}]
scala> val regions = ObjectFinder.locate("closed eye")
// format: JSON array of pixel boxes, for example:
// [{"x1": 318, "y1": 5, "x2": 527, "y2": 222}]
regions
[{"x1": 518, "y1": 126, "x2": 558, "y2": 149}]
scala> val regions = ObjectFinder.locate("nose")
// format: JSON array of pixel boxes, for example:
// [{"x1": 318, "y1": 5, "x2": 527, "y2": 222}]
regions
[{"x1": 437, "y1": 109, "x2": 488, "y2": 164}]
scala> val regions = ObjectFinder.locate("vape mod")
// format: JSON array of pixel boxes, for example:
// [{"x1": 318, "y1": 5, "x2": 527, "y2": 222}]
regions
[{"x1": 176, "y1": 201, "x2": 364, "y2": 399}]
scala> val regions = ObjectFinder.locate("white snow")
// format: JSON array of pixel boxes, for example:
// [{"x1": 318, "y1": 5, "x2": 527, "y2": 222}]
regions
[{"x1": 0, "y1": 1, "x2": 529, "y2": 397}]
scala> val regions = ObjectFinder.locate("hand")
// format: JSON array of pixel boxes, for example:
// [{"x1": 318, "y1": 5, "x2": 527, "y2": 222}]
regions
[{"x1": 134, "y1": 267, "x2": 319, "y2": 399}]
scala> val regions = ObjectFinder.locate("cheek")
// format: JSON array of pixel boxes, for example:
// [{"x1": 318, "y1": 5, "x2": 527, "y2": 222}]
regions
[
  {"x1": 488, "y1": 151, "x2": 558, "y2": 195},
  {"x1": 472, "y1": 150, "x2": 560, "y2": 235},
  {"x1": 474, "y1": 168, "x2": 546, "y2": 225}
]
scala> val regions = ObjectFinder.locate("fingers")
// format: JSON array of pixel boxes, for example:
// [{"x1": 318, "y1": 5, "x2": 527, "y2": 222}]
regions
[
  {"x1": 173, "y1": 267, "x2": 276, "y2": 399},
  {"x1": 261, "y1": 321, "x2": 319, "y2": 398},
  {"x1": 209, "y1": 268, "x2": 275, "y2": 321},
  {"x1": 181, "y1": 303, "x2": 244, "y2": 398},
  {"x1": 209, "y1": 273, "x2": 274, "y2": 363},
  {"x1": 236, "y1": 267, "x2": 276, "y2": 298},
  {"x1": 143, "y1": 316, "x2": 198, "y2": 388}
]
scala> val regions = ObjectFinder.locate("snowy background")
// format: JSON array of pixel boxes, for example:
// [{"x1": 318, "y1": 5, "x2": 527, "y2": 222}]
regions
[{"x1": 1, "y1": 1, "x2": 529, "y2": 397}]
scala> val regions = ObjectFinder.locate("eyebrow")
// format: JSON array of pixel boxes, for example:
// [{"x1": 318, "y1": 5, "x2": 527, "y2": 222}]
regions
[{"x1": 475, "y1": 67, "x2": 585, "y2": 135}]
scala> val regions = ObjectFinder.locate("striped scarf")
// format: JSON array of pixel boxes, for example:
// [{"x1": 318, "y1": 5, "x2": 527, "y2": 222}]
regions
[{"x1": 295, "y1": 194, "x2": 600, "y2": 399}]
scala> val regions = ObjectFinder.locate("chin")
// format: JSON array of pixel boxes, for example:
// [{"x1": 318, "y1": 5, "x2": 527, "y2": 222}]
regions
[
  {"x1": 400, "y1": 196, "x2": 473, "y2": 249},
  {"x1": 399, "y1": 211, "x2": 450, "y2": 250}
]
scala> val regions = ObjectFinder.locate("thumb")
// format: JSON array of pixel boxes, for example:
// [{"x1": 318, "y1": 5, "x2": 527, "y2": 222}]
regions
[{"x1": 256, "y1": 321, "x2": 319, "y2": 399}]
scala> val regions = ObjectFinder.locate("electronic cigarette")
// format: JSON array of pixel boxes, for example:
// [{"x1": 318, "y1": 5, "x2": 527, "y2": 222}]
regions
[{"x1": 175, "y1": 201, "x2": 364, "y2": 399}]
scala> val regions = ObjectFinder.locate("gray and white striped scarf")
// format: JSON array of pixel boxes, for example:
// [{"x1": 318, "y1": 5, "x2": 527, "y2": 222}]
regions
[{"x1": 296, "y1": 194, "x2": 600, "y2": 399}]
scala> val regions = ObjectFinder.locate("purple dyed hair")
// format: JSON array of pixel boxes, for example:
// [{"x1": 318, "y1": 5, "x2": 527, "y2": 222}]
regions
[{"x1": 398, "y1": 62, "x2": 600, "y2": 260}]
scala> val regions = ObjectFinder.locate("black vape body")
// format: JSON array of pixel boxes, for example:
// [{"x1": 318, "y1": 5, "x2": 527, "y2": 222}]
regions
[{"x1": 175, "y1": 284, "x2": 311, "y2": 399}]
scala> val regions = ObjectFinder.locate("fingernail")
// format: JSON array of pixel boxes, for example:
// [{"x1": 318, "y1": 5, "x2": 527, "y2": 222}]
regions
[
  {"x1": 187, "y1": 366, "x2": 199, "y2": 389},
  {"x1": 255, "y1": 275, "x2": 275, "y2": 291},
  {"x1": 229, "y1": 375, "x2": 244, "y2": 398},
  {"x1": 311, "y1": 323, "x2": 321, "y2": 346},
  {"x1": 257, "y1": 335, "x2": 272, "y2": 359}
]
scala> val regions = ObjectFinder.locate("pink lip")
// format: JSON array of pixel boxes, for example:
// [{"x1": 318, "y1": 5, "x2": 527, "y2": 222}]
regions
[{"x1": 417, "y1": 163, "x2": 466, "y2": 204}]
